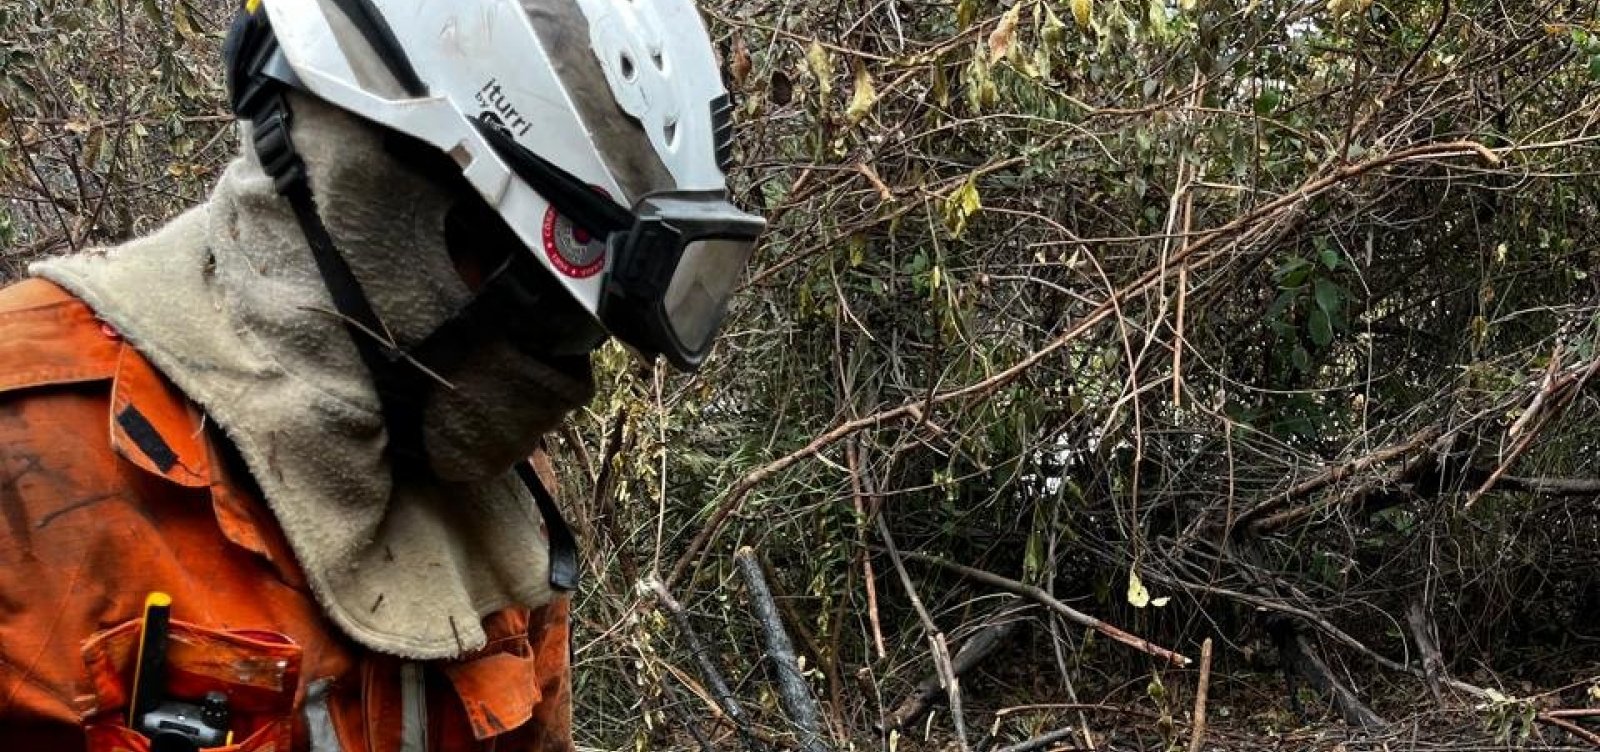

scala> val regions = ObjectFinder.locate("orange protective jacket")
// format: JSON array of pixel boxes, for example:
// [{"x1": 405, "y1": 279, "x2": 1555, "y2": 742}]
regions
[{"x1": 0, "y1": 279, "x2": 574, "y2": 752}]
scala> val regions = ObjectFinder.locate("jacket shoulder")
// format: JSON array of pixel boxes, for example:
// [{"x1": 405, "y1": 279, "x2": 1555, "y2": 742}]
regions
[{"x1": 0, "y1": 277, "x2": 121, "y2": 393}]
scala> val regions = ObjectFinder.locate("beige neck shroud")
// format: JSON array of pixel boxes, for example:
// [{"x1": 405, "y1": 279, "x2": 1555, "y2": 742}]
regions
[{"x1": 33, "y1": 96, "x2": 595, "y2": 659}]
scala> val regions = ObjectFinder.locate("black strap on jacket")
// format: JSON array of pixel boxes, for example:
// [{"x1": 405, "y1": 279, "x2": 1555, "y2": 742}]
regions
[{"x1": 224, "y1": 7, "x2": 578, "y2": 592}]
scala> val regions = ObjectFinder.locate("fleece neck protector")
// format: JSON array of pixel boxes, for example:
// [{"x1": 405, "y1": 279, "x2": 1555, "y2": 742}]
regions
[{"x1": 33, "y1": 95, "x2": 595, "y2": 659}]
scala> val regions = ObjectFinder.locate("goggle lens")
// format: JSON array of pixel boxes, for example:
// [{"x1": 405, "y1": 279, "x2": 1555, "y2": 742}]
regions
[{"x1": 664, "y1": 237, "x2": 757, "y2": 353}]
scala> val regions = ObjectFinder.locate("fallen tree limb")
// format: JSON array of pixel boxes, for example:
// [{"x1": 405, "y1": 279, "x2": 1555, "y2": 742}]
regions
[
  {"x1": 734, "y1": 547, "x2": 829, "y2": 752},
  {"x1": 1406, "y1": 600, "x2": 1448, "y2": 707},
  {"x1": 880, "y1": 618, "x2": 1020, "y2": 733},
  {"x1": 992, "y1": 725, "x2": 1082, "y2": 752},
  {"x1": 892, "y1": 549, "x2": 1192, "y2": 667},
  {"x1": 1278, "y1": 629, "x2": 1386, "y2": 730},
  {"x1": 648, "y1": 577, "x2": 765, "y2": 752}
]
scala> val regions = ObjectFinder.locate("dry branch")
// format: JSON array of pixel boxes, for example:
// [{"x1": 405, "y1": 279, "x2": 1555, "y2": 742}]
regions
[
  {"x1": 880, "y1": 618, "x2": 1020, "y2": 733},
  {"x1": 1279, "y1": 629, "x2": 1386, "y2": 730},
  {"x1": 734, "y1": 547, "x2": 829, "y2": 752},
  {"x1": 1234, "y1": 427, "x2": 1440, "y2": 531},
  {"x1": 648, "y1": 577, "x2": 764, "y2": 752},
  {"x1": 667, "y1": 142, "x2": 1497, "y2": 590},
  {"x1": 1406, "y1": 601, "x2": 1448, "y2": 707},
  {"x1": 1187, "y1": 638, "x2": 1214, "y2": 752},
  {"x1": 892, "y1": 550, "x2": 1192, "y2": 667},
  {"x1": 992, "y1": 726, "x2": 1083, "y2": 752},
  {"x1": 875, "y1": 516, "x2": 972, "y2": 751}
]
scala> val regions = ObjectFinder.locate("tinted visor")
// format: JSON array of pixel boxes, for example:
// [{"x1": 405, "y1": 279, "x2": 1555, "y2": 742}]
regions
[{"x1": 664, "y1": 237, "x2": 758, "y2": 354}]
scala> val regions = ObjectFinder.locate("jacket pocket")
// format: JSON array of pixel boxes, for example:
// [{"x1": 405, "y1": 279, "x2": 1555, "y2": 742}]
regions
[
  {"x1": 79, "y1": 617, "x2": 302, "y2": 751},
  {"x1": 439, "y1": 599, "x2": 572, "y2": 746}
]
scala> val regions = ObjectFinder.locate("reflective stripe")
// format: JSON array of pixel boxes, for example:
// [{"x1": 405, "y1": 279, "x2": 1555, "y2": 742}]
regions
[
  {"x1": 303, "y1": 678, "x2": 344, "y2": 752},
  {"x1": 400, "y1": 662, "x2": 429, "y2": 752}
]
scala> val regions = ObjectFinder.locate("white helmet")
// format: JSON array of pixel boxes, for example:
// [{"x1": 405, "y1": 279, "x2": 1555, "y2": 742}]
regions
[{"x1": 223, "y1": 0, "x2": 765, "y2": 370}]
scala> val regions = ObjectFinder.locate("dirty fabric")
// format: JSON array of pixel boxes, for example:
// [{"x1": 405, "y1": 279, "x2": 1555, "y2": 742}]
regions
[{"x1": 34, "y1": 94, "x2": 595, "y2": 659}]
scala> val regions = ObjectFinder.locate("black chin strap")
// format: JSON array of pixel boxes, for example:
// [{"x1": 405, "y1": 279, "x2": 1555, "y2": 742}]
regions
[{"x1": 226, "y1": 11, "x2": 578, "y2": 593}]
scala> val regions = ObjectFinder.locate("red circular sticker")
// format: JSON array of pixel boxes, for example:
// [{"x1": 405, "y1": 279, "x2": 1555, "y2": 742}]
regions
[{"x1": 542, "y1": 203, "x2": 607, "y2": 279}]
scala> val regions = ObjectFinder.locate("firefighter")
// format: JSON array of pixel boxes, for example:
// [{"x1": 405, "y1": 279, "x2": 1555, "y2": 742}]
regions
[{"x1": 0, "y1": 0, "x2": 763, "y2": 749}]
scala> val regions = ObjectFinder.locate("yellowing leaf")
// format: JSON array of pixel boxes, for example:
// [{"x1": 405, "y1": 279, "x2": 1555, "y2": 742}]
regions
[
  {"x1": 943, "y1": 176, "x2": 982, "y2": 238},
  {"x1": 1041, "y1": 4, "x2": 1068, "y2": 46},
  {"x1": 1071, "y1": 0, "x2": 1093, "y2": 29},
  {"x1": 806, "y1": 41, "x2": 834, "y2": 102},
  {"x1": 956, "y1": 0, "x2": 979, "y2": 30},
  {"x1": 988, "y1": 3, "x2": 1023, "y2": 64},
  {"x1": 1150, "y1": 596, "x2": 1171, "y2": 607},
  {"x1": 845, "y1": 61, "x2": 877, "y2": 124},
  {"x1": 1179, "y1": 0, "x2": 1197, "y2": 9},
  {"x1": 1127, "y1": 570, "x2": 1150, "y2": 608}
]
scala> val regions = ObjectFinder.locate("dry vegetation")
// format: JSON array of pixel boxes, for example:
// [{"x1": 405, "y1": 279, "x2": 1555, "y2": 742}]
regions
[{"x1": 3, "y1": 0, "x2": 1599, "y2": 750}]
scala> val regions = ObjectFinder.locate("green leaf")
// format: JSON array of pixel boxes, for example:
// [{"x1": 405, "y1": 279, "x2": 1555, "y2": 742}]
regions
[
  {"x1": 1309, "y1": 308, "x2": 1333, "y2": 347},
  {"x1": 1589, "y1": 53, "x2": 1600, "y2": 81},
  {"x1": 1313, "y1": 277, "x2": 1342, "y2": 316},
  {"x1": 1292, "y1": 345, "x2": 1311, "y2": 372},
  {"x1": 1254, "y1": 89, "x2": 1281, "y2": 116},
  {"x1": 1319, "y1": 245, "x2": 1342, "y2": 270}
]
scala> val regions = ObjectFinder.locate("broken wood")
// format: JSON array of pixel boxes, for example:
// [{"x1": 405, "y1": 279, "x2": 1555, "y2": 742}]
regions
[
  {"x1": 876, "y1": 516, "x2": 973, "y2": 752},
  {"x1": 992, "y1": 725, "x2": 1083, "y2": 752},
  {"x1": 1187, "y1": 638, "x2": 1214, "y2": 752},
  {"x1": 648, "y1": 577, "x2": 765, "y2": 752},
  {"x1": 734, "y1": 547, "x2": 829, "y2": 752},
  {"x1": 1405, "y1": 600, "x2": 1448, "y2": 706},
  {"x1": 1277, "y1": 628, "x2": 1386, "y2": 730},
  {"x1": 1538, "y1": 713, "x2": 1600, "y2": 748},
  {"x1": 880, "y1": 618, "x2": 1020, "y2": 733}
]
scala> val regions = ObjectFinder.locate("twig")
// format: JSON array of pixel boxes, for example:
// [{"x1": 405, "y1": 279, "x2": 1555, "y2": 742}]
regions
[
  {"x1": 1235, "y1": 427, "x2": 1440, "y2": 530},
  {"x1": 881, "y1": 619, "x2": 1019, "y2": 733},
  {"x1": 893, "y1": 550, "x2": 1191, "y2": 667},
  {"x1": 1468, "y1": 355, "x2": 1600, "y2": 508},
  {"x1": 1406, "y1": 600, "x2": 1448, "y2": 707},
  {"x1": 662, "y1": 673, "x2": 716, "y2": 752},
  {"x1": 992, "y1": 726, "x2": 1082, "y2": 752},
  {"x1": 1538, "y1": 713, "x2": 1600, "y2": 748},
  {"x1": 647, "y1": 577, "x2": 764, "y2": 752},
  {"x1": 734, "y1": 547, "x2": 828, "y2": 752},
  {"x1": 875, "y1": 515, "x2": 972, "y2": 752},
  {"x1": 1187, "y1": 638, "x2": 1214, "y2": 752},
  {"x1": 846, "y1": 440, "x2": 887, "y2": 659},
  {"x1": 668, "y1": 141, "x2": 1498, "y2": 589}
]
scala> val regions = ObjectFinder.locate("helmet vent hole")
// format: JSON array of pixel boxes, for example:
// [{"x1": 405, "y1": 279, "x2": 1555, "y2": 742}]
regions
[
  {"x1": 651, "y1": 50, "x2": 665, "y2": 70},
  {"x1": 663, "y1": 120, "x2": 679, "y2": 146},
  {"x1": 620, "y1": 53, "x2": 637, "y2": 81}
]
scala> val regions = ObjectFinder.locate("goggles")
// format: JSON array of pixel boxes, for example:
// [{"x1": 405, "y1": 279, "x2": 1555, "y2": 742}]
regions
[{"x1": 475, "y1": 119, "x2": 765, "y2": 370}]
